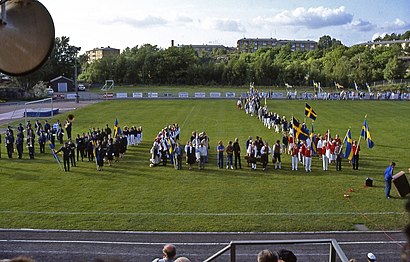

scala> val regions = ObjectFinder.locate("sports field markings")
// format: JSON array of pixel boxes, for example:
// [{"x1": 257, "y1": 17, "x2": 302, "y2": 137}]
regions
[
  {"x1": 0, "y1": 211, "x2": 404, "y2": 216},
  {"x1": 180, "y1": 105, "x2": 196, "y2": 129},
  {"x1": 0, "y1": 239, "x2": 405, "y2": 246}
]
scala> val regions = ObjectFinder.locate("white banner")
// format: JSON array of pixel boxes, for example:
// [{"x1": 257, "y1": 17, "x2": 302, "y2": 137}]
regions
[
  {"x1": 179, "y1": 92, "x2": 189, "y2": 98},
  {"x1": 195, "y1": 92, "x2": 206, "y2": 98},
  {"x1": 210, "y1": 92, "x2": 221, "y2": 98},
  {"x1": 132, "y1": 92, "x2": 143, "y2": 98},
  {"x1": 225, "y1": 92, "x2": 236, "y2": 98},
  {"x1": 148, "y1": 92, "x2": 158, "y2": 98},
  {"x1": 66, "y1": 93, "x2": 77, "y2": 100},
  {"x1": 116, "y1": 93, "x2": 128, "y2": 98},
  {"x1": 271, "y1": 92, "x2": 284, "y2": 99}
]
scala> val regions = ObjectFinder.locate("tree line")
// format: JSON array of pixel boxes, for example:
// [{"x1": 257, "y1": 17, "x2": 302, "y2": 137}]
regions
[{"x1": 15, "y1": 32, "x2": 410, "y2": 89}]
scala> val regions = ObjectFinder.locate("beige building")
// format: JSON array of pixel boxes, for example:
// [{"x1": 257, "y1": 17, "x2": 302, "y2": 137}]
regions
[
  {"x1": 355, "y1": 39, "x2": 410, "y2": 49},
  {"x1": 237, "y1": 38, "x2": 317, "y2": 53},
  {"x1": 86, "y1": 46, "x2": 120, "y2": 63}
]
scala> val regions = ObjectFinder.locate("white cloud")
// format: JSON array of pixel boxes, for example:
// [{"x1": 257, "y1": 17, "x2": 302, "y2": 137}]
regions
[
  {"x1": 252, "y1": 6, "x2": 353, "y2": 29},
  {"x1": 372, "y1": 18, "x2": 410, "y2": 40},
  {"x1": 381, "y1": 18, "x2": 410, "y2": 31},
  {"x1": 111, "y1": 15, "x2": 168, "y2": 28},
  {"x1": 202, "y1": 18, "x2": 246, "y2": 32},
  {"x1": 372, "y1": 32, "x2": 387, "y2": 41},
  {"x1": 346, "y1": 19, "x2": 375, "y2": 32},
  {"x1": 175, "y1": 16, "x2": 194, "y2": 23}
]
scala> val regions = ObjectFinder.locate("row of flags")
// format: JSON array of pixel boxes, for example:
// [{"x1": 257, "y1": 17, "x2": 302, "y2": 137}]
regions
[
  {"x1": 312, "y1": 80, "x2": 372, "y2": 92},
  {"x1": 294, "y1": 103, "x2": 374, "y2": 159}
]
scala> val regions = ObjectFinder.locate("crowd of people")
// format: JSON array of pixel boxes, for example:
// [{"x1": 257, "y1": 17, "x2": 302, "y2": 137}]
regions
[
  {"x1": 2, "y1": 117, "x2": 143, "y2": 172},
  {"x1": 238, "y1": 85, "x2": 362, "y2": 173},
  {"x1": 149, "y1": 123, "x2": 181, "y2": 168}
]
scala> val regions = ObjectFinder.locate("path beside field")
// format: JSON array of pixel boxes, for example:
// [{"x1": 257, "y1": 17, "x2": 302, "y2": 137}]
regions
[
  {"x1": 0, "y1": 100, "x2": 99, "y2": 130},
  {"x1": 0, "y1": 229, "x2": 405, "y2": 261}
]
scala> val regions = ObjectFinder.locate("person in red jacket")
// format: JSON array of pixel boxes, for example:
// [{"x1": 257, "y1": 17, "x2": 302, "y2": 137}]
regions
[
  {"x1": 304, "y1": 145, "x2": 312, "y2": 172},
  {"x1": 352, "y1": 140, "x2": 360, "y2": 170},
  {"x1": 291, "y1": 144, "x2": 299, "y2": 171}
]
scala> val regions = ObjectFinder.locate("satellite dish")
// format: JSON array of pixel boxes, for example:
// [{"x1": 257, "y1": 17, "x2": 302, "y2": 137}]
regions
[{"x1": 0, "y1": 0, "x2": 55, "y2": 76}]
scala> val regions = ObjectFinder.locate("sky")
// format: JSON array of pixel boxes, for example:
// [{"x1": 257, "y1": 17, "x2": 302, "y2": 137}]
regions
[{"x1": 39, "y1": 0, "x2": 410, "y2": 53}]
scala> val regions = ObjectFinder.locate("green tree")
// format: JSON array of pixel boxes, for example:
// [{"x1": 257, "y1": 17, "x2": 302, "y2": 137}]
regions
[{"x1": 384, "y1": 57, "x2": 400, "y2": 81}]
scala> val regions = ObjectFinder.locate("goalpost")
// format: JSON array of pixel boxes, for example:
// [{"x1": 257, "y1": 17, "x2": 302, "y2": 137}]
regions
[
  {"x1": 101, "y1": 80, "x2": 114, "y2": 91},
  {"x1": 24, "y1": 97, "x2": 55, "y2": 124}
]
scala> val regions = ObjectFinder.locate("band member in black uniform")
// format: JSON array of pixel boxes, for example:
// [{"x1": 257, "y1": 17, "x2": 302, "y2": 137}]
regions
[
  {"x1": 56, "y1": 142, "x2": 71, "y2": 172},
  {"x1": 68, "y1": 139, "x2": 76, "y2": 167},
  {"x1": 15, "y1": 131, "x2": 24, "y2": 159},
  {"x1": 76, "y1": 134, "x2": 85, "y2": 162},
  {"x1": 233, "y1": 137, "x2": 241, "y2": 169},
  {"x1": 26, "y1": 129, "x2": 35, "y2": 159},
  {"x1": 5, "y1": 129, "x2": 14, "y2": 158},
  {"x1": 86, "y1": 136, "x2": 94, "y2": 162},
  {"x1": 38, "y1": 130, "x2": 46, "y2": 153},
  {"x1": 65, "y1": 119, "x2": 72, "y2": 140},
  {"x1": 105, "y1": 124, "x2": 112, "y2": 138},
  {"x1": 95, "y1": 141, "x2": 104, "y2": 171}
]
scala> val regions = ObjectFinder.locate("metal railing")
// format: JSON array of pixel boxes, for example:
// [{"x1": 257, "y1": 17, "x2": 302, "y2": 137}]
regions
[{"x1": 204, "y1": 239, "x2": 349, "y2": 262}]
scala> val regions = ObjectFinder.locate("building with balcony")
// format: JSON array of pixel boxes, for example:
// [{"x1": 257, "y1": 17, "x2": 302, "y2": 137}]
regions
[
  {"x1": 237, "y1": 38, "x2": 318, "y2": 53},
  {"x1": 86, "y1": 46, "x2": 120, "y2": 63}
]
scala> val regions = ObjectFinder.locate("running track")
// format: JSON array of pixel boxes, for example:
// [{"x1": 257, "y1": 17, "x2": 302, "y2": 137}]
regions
[{"x1": 0, "y1": 229, "x2": 406, "y2": 261}]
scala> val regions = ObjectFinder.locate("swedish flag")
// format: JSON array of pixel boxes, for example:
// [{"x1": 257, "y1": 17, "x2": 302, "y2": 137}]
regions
[
  {"x1": 304, "y1": 103, "x2": 317, "y2": 121},
  {"x1": 113, "y1": 117, "x2": 121, "y2": 138},
  {"x1": 344, "y1": 129, "x2": 353, "y2": 160},
  {"x1": 292, "y1": 117, "x2": 309, "y2": 141},
  {"x1": 361, "y1": 119, "x2": 374, "y2": 148}
]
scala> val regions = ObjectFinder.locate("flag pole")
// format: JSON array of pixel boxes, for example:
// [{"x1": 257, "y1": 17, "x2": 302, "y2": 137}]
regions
[
  {"x1": 342, "y1": 128, "x2": 350, "y2": 144},
  {"x1": 356, "y1": 115, "x2": 367, "y2": 153}
]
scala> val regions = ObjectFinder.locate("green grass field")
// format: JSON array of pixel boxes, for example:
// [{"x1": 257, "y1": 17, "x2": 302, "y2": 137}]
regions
[{"x1": 0, "y1": 99, "x2": 409, "y2": 232}]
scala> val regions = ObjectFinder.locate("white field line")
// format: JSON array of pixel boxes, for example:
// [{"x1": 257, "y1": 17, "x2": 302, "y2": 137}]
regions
[
  {"x1": 0, "y1": 239, "x2": 405, "y2": 246},
  {"x1": 0, "y1": 228, "x2": 403, "y2": 235},
  {"x1": 180, "y1": 105, "x2": 196, "y2": 129},
  {"x1": 0, "y1": 210, "x2": 404, "y2": 216}
]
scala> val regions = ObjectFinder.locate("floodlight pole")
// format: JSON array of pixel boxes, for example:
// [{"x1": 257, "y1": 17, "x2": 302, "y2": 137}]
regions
[{"x1": 74, "y1": 46, "x2": 81, "y2": 103}]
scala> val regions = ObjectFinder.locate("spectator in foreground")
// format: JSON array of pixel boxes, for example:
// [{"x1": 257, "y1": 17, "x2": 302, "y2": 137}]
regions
[
  {"x1": 278, "y1": 249, "x2": 297, "y2": 262},
  {"x1": 174, "y1": 257, "x2": 190, "y2": 262},
  {"x1": 152, "y1": 244, "x2": 177, "y2": 262},
  {"x1": 367, "y1": 252, "x2": 376, "y2": 262},
  {"x1": 257, "y1": 249, "x2": 278, "y2": 262}
]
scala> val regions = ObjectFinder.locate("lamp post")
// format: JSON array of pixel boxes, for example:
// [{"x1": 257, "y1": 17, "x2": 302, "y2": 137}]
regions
[{"x1": 73, "y1": 46, "x2": 81, "y2": 103}]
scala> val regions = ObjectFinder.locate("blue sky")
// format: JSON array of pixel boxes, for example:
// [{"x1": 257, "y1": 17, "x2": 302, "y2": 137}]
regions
[{"x1": 40, "y1": 0, "x2": 410, "y2": 52}]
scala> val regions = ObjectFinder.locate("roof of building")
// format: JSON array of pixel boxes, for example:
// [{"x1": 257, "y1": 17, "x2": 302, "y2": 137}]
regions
[
  {"x1": 238, "y1": 37, "x2": 317, "y2": 43},
  {"x1": 356, "y1": 39, "x2": 410, "y2": 46},
  {"x1": 87, "y1": 46, "x2": 120, "y2": 52},
  {"x1": 50, "y1": 76, "x2": 73, "y2": 83}
]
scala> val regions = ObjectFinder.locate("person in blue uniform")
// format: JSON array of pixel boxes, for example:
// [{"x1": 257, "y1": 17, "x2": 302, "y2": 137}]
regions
[{"x1": 384, "y1": 162, "x2": 396, "y2": 199}]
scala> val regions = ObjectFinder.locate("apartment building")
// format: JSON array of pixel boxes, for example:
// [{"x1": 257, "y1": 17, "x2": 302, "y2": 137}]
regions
[
  {"x1": 237, "y1": 38, "x2": 318, "y2": 53},
  {"x1": 86, "y1": 46, "x2": 120, "y2": 63}
]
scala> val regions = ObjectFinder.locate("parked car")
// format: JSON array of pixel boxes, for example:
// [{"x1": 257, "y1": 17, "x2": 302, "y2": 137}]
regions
[
  {"x1": 78, "y1": 84, "x2": 86, "y2": 91},
  {"x1": 46, "y1": 87, "x2": 54, "y2": 95}
]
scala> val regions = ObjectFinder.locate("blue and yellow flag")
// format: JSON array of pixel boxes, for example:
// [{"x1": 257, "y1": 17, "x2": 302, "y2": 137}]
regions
[
  {"x1": 344, "y1": 129, "x2": 353, "y2": 160},
  {"x1": 305, "y1": 103, "x2": 317, "y2": 121},
  {"x1": 113, "y1": 117, "x2": 122, "y2": 137},
  {"x1": 292, "y1": 117, "x2": 309, "y2": 141},
  {"x1": 310, "y1": 134, "x2": 318, "y2": 155},
  {"x1": 361, "y1": 119, "x2": 374, "y2": 148}
]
